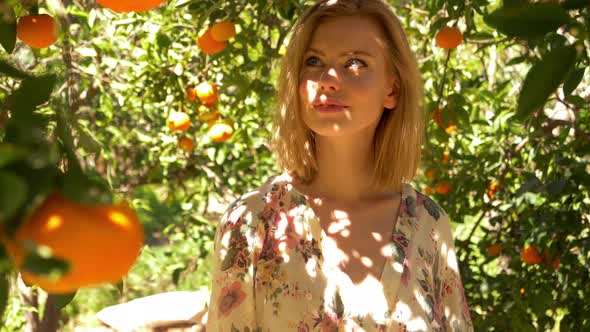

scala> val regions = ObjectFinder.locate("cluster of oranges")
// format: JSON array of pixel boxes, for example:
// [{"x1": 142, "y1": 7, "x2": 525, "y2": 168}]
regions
[
  {"x1": 486, "y1": 244, "x2": 560, "y2": 271},
  {"x1": 96, "y1": 0, "x2": 167, "y2": 13},
  {"x1": 197, "y1": 21, "x2": 236, "y2": 55},
  {"x1": 0, "y1": 194, "x2": 144, "y2": 294},
  {"x1": 423, "y1": 147, "x2": 452, "y2": 196},
  {"x1": 520, "y1": 245, "x2": 560, "y2": 269},
  {"x1": 168, "y1": 80, "x2": 234, "y2": 151},
  {"x1": 15, "y1": 1, "x2": 169, "y2": 49},
  {"x1": 431, "y1": 107, "x2": 458, "y2": 135}
]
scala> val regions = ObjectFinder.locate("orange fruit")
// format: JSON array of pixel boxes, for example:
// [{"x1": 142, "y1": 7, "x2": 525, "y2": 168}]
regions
[
  {"x1": 521, "y1": 245, "x2": 543, "y2": 265},
  {"x1": 0, "y1": 193, "x2": 143, "y2": 294},
  {"x1": 426, "y1": 170, "x2": 434, "y2": 179},
  {"x1": 134, "y1": 0, "x2": 167, "y2": 12},
  {"x1": 552, "y1": 258, "x2": 560, "y2": 270},
  {"x1": 186, "y1": 87, "x2": 197, "y2": 102},
  {"x1": 208, "y1": 121, "x2": 233, "y2": 143},
  {"x1": 486, "y1": 243, "x2": 502, "y2": 257},
  {"x1": 210, "y1": 21, "x2": 236, "y2": 42},
  {"x1": 435, "y1": 26, "x2": 463, "y2": 49},
  {"x1": 487, "y1": 182, "x2": 500, "y2": 199},
  {"x1": 96, "y1": 0, "x2": 135, "y2": 12},
  {"x1": 430, "y1": 108, "x2": 444, "y2": 127},
  {"x1": 519, "y1": 288, "x2": 525, "y2": 296},
  {"x1": 16, "y1": 14, "x2": 58, "y2": 49},
  {"x1": 197, "y1": 105, "x2": 209, "y2": 114},
  {"x1": 166, "y1": 111, "x2": 190, "y2": 131},
  {"x1": 196, "y1": 81, "x2": 218, "y2": 106},
  {"x1": 435, "y1": 182, "x2": 451, "y2": 195},
  {"x1": 197, "y1": 28, "x2": 227, "y2": 55},
  {"x1": 178, "y1": 137, "x2": 195, "y2": 152},
  {"x1": 442, "y1": 148, "x2": 450, "y2": 163}
]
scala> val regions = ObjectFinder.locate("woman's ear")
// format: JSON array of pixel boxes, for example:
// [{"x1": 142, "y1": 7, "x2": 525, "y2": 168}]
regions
[{"x1": 383, "y1": 82, "x2": 399, "y2": 110}]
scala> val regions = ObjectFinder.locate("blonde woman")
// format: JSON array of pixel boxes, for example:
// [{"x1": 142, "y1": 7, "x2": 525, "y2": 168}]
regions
[{"x1": 206, "y1": 0, "x2": 473, "y2": 331}]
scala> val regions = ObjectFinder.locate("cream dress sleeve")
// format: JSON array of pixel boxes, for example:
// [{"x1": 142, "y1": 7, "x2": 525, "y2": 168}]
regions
[{"x1": 206, "y1": 194, "x2": 265, "y2": 332}]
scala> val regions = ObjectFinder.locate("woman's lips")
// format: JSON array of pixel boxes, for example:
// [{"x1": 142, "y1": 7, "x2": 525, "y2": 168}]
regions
[{"x1": 313, "y1": 104, "x2": 348, "y2": 113}]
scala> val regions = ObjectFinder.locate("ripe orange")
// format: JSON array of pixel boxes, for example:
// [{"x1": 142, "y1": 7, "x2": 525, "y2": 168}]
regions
[
  {"x1": 197, "y1": 105, "x2": 209, "y2": 114},
  {"x1": 196, "y1": 81, "x2": 218, "y2": 106},
  {"x1": 435, "y1": 182, "x2": 451, "y2": 195},
  {"x1": 197, "y1": 28, "x2": 227, "y2": 55},
  {"x1": 16, "y1": 14, "x2": 58, "y2": 49},
  {"x1": 519, "y1": 288, "x2": 525, "y2": 296},
  {"x1": 487, "y1": 182, "x2": 500, "y2": 199},
  {"x1": 166, "y1": 111, "x2": 190, "y2": 131},
  {"x1": 208, "y1": 121, "x2": 233, "y2": 143},
  {"x1": 186, "y1": 87, "x2": 197, "y2": 102},
  {"x1": 426, "y1": 170, "x2": 434, "y2": 179},
  {"x1": 442, "y1": 148, "x2": 450, "y2": 163},
  {"x1": 210, "y1": 21, "x2": 236, "y2": 42},
  {"x1": 486, "y1": 243, "x2": 502, "y2": 257},
  {"x1": 0, "y1": 193, "x2": 143, "y2": 294},
  {"x1": 178, "y1": 137, "x2": 195, "y2": 152},
  {"x1": 430, "y1": 108, "x2": 444, "y2": 127},
  {"x1": 552, "y1": 258, "x2": 560, "y2": 270},
  {"x1": 435, "y1": 26, "x2": 463, "y2": 49},
  {"x1": 521, "y1": 245, "x2": 543, "y2": 265},
  {"x1": 134, "y1": 0, "x2": 167, "y2": 12},
  {"x1": 96, "y1": 0, "x2": 135, "y2": 12}
]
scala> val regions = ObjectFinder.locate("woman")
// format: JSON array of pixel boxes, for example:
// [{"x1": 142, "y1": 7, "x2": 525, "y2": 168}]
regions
[{"x1": 206, "y1": 0, "x2": 473, "y2": 331}]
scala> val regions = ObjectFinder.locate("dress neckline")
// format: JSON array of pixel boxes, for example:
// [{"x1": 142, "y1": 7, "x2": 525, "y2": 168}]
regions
[{"x1": 282, "y1": 174, "x2": 407, "y2": 283}]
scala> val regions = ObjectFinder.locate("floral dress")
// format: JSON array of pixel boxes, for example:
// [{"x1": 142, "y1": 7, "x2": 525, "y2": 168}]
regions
[{"x1": 206, "y1": 173, "x2": 473, "y2": 332}]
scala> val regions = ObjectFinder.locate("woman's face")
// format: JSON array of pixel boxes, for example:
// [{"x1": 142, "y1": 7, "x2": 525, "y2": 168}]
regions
[{"x1": 299, "y1": 15, "x2": 397, "y2": 138}]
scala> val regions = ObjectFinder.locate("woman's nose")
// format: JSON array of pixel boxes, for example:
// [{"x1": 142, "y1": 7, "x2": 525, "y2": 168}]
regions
[{"x1": 318, "y1": 68, "x2": 340, "y2": 91}]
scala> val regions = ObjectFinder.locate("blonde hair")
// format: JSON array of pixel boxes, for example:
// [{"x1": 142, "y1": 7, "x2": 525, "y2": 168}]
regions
[{"x1": 270, "y1": 0, "x2": 424, "y2": 193}]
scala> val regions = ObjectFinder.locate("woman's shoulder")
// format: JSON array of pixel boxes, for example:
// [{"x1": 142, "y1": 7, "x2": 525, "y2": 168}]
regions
[
  {"x1": 399, "y1": 183, "x2": 450, "y2": 226},
  {"x1": 220, "y1": 173, "x2": 295, "y2": 225}
]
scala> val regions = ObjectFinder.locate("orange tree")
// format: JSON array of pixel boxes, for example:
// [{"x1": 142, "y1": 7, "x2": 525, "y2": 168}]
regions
[{"x1": 0, "y1": 0, "x2": 588, "y2": 330}]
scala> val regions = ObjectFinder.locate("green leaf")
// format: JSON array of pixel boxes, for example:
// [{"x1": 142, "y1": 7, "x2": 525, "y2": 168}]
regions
[
  {"x1": 484, "y1": 3, "x2": 571, "y2": 39},
  {"x1": 76, "y1": 125, "x2": 102, "y2": 154},
  {"x1": 49, "y1": 292, "x2": 77, "y2": 310},
  {"x1": 22, "y1": 251, "x2": 71, "y2": 280},
  {"x1": 59, "y1": 169, "x2": 113, "y2": 205},
  {"x1": 517, "y1": 45, "x2": 577, "y2": 119},
  {"x1": 0, "y1": 171, "x2": 28, "y2": 224},
  {"x1": 0, "y1": 272, "x2": 8, "y2": 321},
  {"x1": 561, "y1": 0, "x2": 590, "y2": 10},
  {"x1": 0, "y1": 143, "x2": 29, "y2": 168},
  {"x1": 562, "y1": 68, "x2": 585, "y2": 97},
  {"x1": 0, "y1": 59, "x2": 31, "y2": 79},
  {"x1": 0, "y1": 4, "x2": 16, "y2": 54},
  {"x1": 11, "y1": 74, "x2": 58, "y2": 113}
]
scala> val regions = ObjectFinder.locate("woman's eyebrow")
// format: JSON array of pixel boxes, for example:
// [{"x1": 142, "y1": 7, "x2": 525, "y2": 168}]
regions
[{"x1": 307, "y1": 47, "x2": 375, "y2": 58}]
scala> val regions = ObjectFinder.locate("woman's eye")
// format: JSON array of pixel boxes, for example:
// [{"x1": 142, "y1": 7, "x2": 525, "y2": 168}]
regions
[
  {"x1": 305, "y1": 56, "x2": 321, "y2": 66},
  {"x1": 347, "y1": 58, "x2": 366, "y2": 68}
]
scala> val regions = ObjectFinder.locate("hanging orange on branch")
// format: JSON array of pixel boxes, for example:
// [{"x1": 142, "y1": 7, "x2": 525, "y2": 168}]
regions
[
  {"x1": 97, "y1": 0, "x2": 167, "y2": 13},
  {"x1": 435, "y1": 26, "x2": 463, "y2": 49},
  {"x1": 167, "y1": 111, "x2": 190, "y2": 131},
  {"x1": 196, "y1": 81, "x2": 219, "y2": 106},
  {"x1": 0, "y1": 194, "x2": 144, "y2": 294},
  {"x1": 210, "y1": 21, "x2": 236, "y2": 42},
  {"x1": 197, "y1": 28, "x2": 227, "y2": 55},
  {"x1": 16, "y1": 14, "x2": 58, "y2": 49}
]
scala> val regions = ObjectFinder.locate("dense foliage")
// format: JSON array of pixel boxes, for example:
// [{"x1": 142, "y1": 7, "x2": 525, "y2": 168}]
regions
[{"x1": 0, "y1": 0, "x2": 588, "y2": 330}]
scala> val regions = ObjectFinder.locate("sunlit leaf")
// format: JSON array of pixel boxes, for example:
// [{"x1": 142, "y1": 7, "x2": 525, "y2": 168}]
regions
[
  {"x1": 484, "y1": 3, "x2": 571, "y2": 38},
  {"x1": 517, "y1": 45, "x2": 577, "y2": 119},
  {"x1": 0, "y1": 171, "x2": 28, "y2": 224}
]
